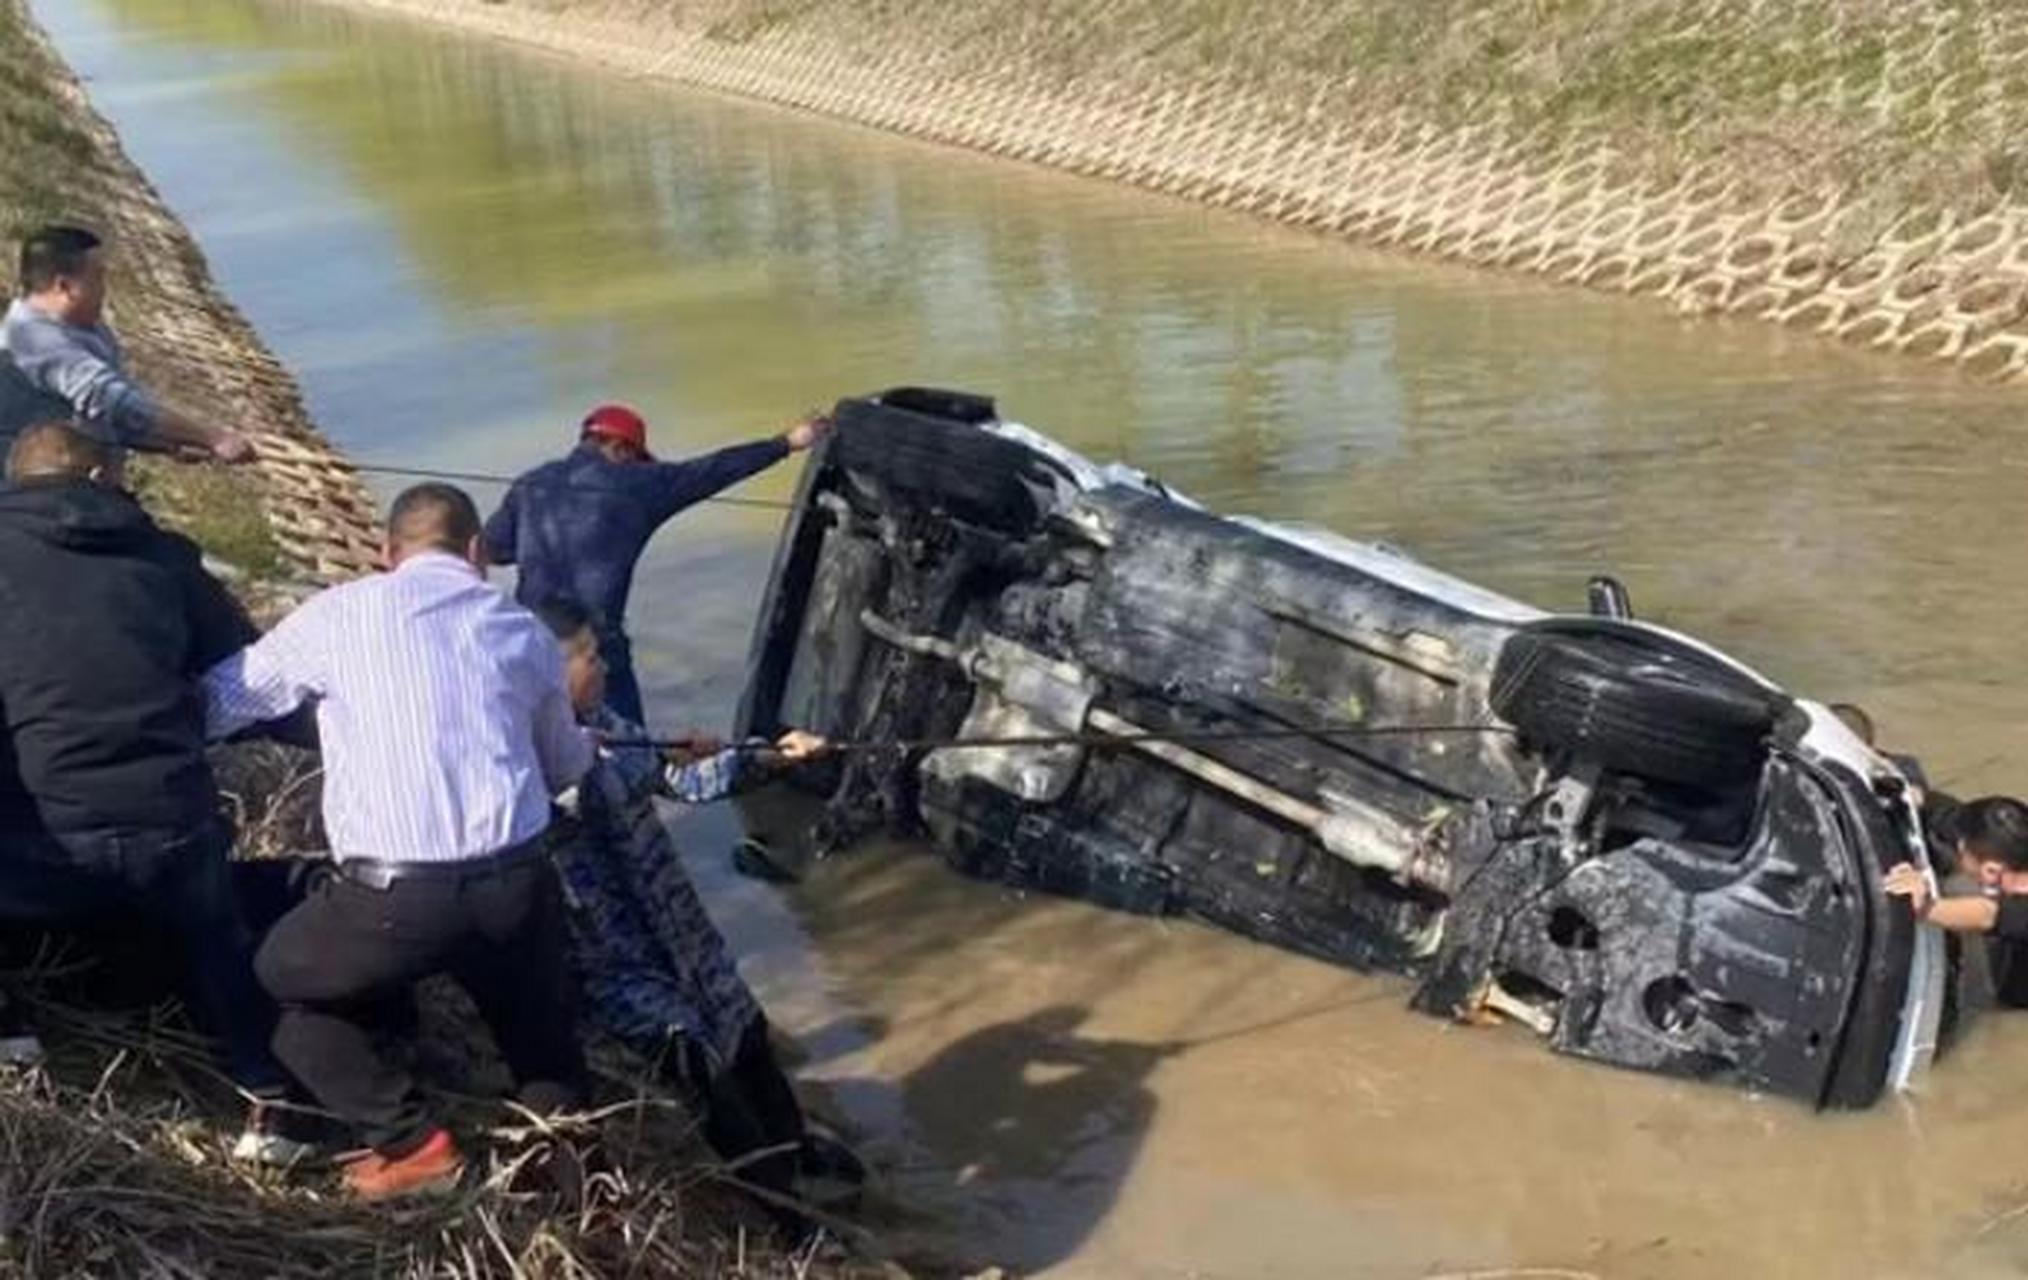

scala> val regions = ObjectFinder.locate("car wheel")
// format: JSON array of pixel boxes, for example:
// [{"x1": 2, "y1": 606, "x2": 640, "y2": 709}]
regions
[
  {"x1": 1490, "y1": 622, "x2": 1785, "y2": 789},
  {"x1": 833, "y1": 392, "x2": 1046, "y2": 533}
]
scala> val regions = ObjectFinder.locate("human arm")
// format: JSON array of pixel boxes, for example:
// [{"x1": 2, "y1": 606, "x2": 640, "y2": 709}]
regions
[
  {"x1": 482, "y1": 485, "x2": 520, "y2": 567},
  {"x1": 661, "y1": 730, "x2": 828, "y2": 803},
  {"x1": 533, "y1": 682, "x2": 595, "y2": 796},
  {"x1": 663, "y1": 747, "x2": 749, "y2": 805},
  {"x1": 150, "y1": 402, "x2": 254, "y2": 463},
  {"x1": 201, "y1": 604, "x2": 326, "y2": 741},
  {"x1": 10, "y1": 321, "x2": 248, "y2": 461},
  {"x1": 180, "y1": 544, "x2": 321, "y2": 748},
  {"x1": 639, "y1": 415, "x2": 832, "y2": 524},
  {"x1": 1885, "y1": 861, "x2": 2002, "y2": 932}
]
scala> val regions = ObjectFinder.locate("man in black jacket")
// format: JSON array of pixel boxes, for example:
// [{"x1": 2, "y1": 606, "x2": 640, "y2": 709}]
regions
[{"x1": 0, "y1": 421, "x2": 303, "y2": 1163}]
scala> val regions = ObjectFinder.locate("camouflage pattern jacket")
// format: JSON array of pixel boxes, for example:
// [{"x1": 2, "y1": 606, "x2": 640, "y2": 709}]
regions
[{"x1": 548, "y1": 707, "x2": 763, "y2": 1075}]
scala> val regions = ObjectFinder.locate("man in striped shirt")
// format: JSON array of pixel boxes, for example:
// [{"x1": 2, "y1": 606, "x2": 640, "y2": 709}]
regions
[{"x1": 204, "y1": 483, "x2": 594, "y2": 1202}]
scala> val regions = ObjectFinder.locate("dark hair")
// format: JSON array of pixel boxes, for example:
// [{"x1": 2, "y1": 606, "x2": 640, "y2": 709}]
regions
[
  {"x1": 1956, "y1": 796, "x2": 2028, "y2": 871},
  {"x1": 532, "y1": 595, "x2": 594, "y2": 641},
  {"x1": 385, "y1": 482, "x2": 481, "y2": 555},
  {"x1": 17, "y1": 225, "x2": 101, "y2": 295},
  {"x1": 5, "y1": 420, "x2": 107, "y2": 482}
]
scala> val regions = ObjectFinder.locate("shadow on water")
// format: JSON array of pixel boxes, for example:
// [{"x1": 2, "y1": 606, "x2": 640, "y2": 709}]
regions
[{"x1": 832, "y1": 1004, "x2": 1166, "y2": 1275}]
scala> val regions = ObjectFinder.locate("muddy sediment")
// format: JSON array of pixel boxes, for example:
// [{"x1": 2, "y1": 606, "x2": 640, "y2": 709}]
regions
[
  {"x1": 1, "y1": 0, "x2": 377, "y2": 578},
  {"x1": 297, "y1": 0, "x2": 2028, "y2": 383}
]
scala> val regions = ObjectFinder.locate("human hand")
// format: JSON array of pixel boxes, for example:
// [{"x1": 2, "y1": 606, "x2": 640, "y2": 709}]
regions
[
  {"x1": 772, "y1": 729, "x2": 830, "y2": 762},
  {"x1": 785, "y1": 413, "x2": 834, "y2": 452},
  {"x1": 211, "y1": 430, "x2": 257, "y2": 465},
  {"x1": 1884, "y1": 862, "x2": 1933, "y2": 917}
]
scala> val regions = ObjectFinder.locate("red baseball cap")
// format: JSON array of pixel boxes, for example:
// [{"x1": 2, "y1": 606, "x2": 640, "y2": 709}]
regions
[{"x1": 580, "y1": 403, "x2": 653, "y2": 459}]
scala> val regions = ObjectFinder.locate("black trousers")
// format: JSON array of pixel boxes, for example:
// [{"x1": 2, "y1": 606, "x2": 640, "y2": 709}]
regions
[
  {"x1": 0, "y1": 822, "x2": 284, "y2": 1092},
  {"x1": 254, "y1": 850, "x2": 586, "y2": 1154}
]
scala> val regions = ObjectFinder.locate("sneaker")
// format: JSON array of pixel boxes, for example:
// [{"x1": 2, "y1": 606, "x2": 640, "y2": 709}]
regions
[
  {"x1": 0, "y1": 993, "x2": 44, "y2": 1068},
  {"x1": 343, "y1": 1128, "x2": 466, "y2": 1202},
  {"x1": 231, "y1": 1097, "x2": 320, "y2": 1168}
]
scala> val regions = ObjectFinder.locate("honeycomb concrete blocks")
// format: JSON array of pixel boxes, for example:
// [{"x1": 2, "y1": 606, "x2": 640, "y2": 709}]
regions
[
  {"x1": 13, "y1": 0, "x2": 381, "y2": 580},
  {"x1": 323, "y1": 0, "x2": 2028, "y2": 382}
]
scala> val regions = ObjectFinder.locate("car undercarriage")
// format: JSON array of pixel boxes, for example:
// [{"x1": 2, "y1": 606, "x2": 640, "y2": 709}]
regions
[{"x1": 736, "y1": 387, "x2": 1950, "y2": 1108}]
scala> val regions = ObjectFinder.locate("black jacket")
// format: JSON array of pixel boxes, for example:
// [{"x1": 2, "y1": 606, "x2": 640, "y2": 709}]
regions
[{"x1": 0, "y1": 479, "x2": 256, "y2": 844}]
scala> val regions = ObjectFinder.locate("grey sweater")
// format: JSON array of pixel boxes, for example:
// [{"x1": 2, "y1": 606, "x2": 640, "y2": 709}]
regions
[{"x1": 0, "y1": 299, "x2": 157, "y2": 455}]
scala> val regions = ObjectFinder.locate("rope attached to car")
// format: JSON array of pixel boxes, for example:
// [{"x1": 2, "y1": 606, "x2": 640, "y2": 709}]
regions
[
  {"x1": 603, "y1": 722, "x2": 1518, "y2": 755},
  {"x1": 340, "y1": 461, "x2": 797, "y2": 510}
]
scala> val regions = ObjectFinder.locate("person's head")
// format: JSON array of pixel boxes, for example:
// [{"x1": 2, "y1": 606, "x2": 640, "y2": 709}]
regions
[
  {"x1": 1827, "y1": 702, "x2": 1877, "y2": 747},
  {"x1": 5, "y1": 420, "x2": 122, "y2": 488},
  {"x1": 17, "y1": 225, "x2": 107, "y2": 326},
  {"x1": 579, "y1": 404, "x2": 653, "y2": 464},
  {"x1": 532, "y1": 595, "x2": 606, "y2": 714},
  {"x1": 1951, "y1": 796, "x2": 2028, "y2": 890},
  {"x1": 382, "y1": 482, "x2": 483, "y2": 570}
]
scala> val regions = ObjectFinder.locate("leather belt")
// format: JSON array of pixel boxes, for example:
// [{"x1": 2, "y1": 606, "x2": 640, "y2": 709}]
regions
[{"x1": 334, "y1": 833, "x2": 548, "y2": 891}]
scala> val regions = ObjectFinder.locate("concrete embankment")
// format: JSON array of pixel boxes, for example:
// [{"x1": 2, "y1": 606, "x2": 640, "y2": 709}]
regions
[
  {"x1": 1, "y1": 0, "x2": 377, "y2": 579},
  {"x1": 308, "y1": 0, "x2": 2028, "y2": 381}
]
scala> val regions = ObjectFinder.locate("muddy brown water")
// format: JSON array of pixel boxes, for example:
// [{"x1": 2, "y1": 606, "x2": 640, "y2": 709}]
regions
[{"x1": 34, "y1": 0, "x2": 2028, "y2": 1274}]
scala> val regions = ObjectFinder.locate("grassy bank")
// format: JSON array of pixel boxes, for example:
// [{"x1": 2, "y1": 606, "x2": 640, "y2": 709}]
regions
[
  {"x1": 687, "y1": 0, "x2": 2018, "y2": 205},
  {"x1": 0, "y1": 4, "x2": 912, "y2": 1275},
  {"x1": 323, "y1": 0, "x2": 2028, "y2": 379},
  {"x1": 1, "y1": 0, "x2": 380, "y2": 579},
  {"x1": 0, "y1": 0, "x2": 283, "y2": 572}
]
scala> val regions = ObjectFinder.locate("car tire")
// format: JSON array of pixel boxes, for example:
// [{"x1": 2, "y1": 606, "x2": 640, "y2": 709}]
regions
[
  {"x1": 1490, "y1": 622, "x2": 1784, "y2": 789},
  {"x1": 832, "y1": 392, "x2": 1045, "y2": 532}
]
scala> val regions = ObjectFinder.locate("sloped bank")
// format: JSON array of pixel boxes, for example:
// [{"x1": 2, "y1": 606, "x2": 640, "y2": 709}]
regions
[
  {"x1": 1, "y1": 0, "x2": 378, "y2": 578},
  {"x1": 313, "y1": 0, "x2": 2028, "y2": 380},
  {"x1": 0, "y1": 4, "x2": 915, "y2": 1275}
]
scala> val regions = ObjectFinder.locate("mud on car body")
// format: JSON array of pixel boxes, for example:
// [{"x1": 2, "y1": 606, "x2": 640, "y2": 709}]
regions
[{"x1": 737, "y1": 388, "x2": 1952, "y2": 1108}]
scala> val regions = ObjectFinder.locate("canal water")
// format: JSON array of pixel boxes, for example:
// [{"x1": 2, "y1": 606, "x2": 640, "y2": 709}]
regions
[{"x1": 34, "y1": 0, "x2": 2028, "y2": 1274}]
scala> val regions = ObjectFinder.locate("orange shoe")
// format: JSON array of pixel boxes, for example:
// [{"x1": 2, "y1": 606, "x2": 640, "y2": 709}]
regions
[{"x1": 343, "y1": 1129, "x2": 465, "y2": 1202}]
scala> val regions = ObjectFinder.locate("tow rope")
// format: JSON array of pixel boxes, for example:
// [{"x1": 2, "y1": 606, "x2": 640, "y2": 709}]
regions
[
  {"x1": 603, "y1": 722, "x2": 1517, "y2": 755},
  {"x1": 340, "y1": 460, "x2": 796, "y2": 511}
]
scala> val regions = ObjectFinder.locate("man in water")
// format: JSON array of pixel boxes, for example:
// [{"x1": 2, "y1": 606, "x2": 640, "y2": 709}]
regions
[
  {"x1": 482, "y1": 403, "x2": 831, "y2": 725},
  {"x1": 1887, "y1": 795, "x2": 2028, "y2": 1005},
  {"x1": 0, "y1": 225, "x2": 254, "y2": 463}
]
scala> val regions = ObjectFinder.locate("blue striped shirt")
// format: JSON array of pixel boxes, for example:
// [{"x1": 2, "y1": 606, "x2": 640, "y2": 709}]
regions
[{"x1": 204, "y1": 552, "x2": 593, "y2": 863}]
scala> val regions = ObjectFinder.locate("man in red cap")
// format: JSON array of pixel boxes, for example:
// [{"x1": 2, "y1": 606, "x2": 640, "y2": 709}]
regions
[{"x1": 482, "y1": 404, "x2": 829, "y2": 724}]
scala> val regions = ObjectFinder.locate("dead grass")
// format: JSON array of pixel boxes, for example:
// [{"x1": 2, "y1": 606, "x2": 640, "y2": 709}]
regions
[
  {"x1": 0, "y1": 978, "x2": 898, "y2": 1279},
  {"x1": 663, "y1": 0, "x2": 2028, "y2": 208},
  {"x1": 0, "y1": 12, "x2": 913, "y2": 1272}
]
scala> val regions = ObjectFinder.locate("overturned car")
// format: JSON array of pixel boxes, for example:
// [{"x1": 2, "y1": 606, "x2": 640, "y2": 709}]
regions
[{"x1": 735, "y1": 388, "x2": 1950, "y2": 1108}]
